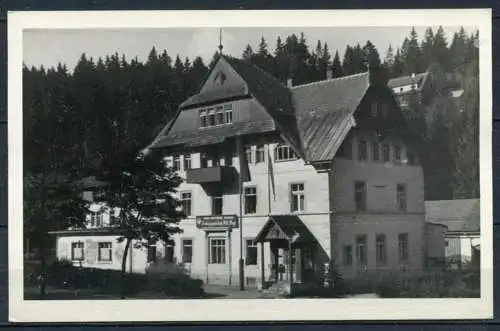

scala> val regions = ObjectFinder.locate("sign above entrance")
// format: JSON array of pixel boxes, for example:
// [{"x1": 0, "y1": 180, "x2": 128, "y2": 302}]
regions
[{"x1": 196, "y1": 215, "x2": 238, "y2": 229}]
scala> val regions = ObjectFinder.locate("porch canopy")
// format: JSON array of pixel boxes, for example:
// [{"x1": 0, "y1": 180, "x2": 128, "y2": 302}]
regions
[{"x1": 253, "y1": 215, "x2": 316, "y2": 244}]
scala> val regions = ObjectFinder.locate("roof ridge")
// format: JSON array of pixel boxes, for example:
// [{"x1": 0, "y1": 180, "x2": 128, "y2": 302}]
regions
[
  {"x1": 291, "y1": 71, "x2": 369, "y2": 90},
  {"x1": 225, "y1": 55, "x2": 288, "y2": 88}
]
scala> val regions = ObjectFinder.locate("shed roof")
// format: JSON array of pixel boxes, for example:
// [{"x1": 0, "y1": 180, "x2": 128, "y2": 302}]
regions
[{"x1": 425, "y1": 199, "x2": 480, "y2": 233}]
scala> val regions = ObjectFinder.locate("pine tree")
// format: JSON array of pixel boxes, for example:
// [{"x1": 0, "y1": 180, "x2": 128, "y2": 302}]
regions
[
  {"x1": 384, "y1": 44, "x2": 395, "y2": 67},
  {"x1": 362, "y1": 40, "x2": 381, "y2": 70},
  {"x1": 258, "y1": 37, "x2": 269, "y2": 56},
  {"x1": 331, "y1": 51, "x2": 343, "y2": 78},
  {"x1": 420, "y1": 27, "x2": 434, "y2": 71},
  {"x1": 401, "y1": 27, "x2": 421, "y2": 74},
  {"x1": 431, "y1": 26, "x2": 449, "y2": 71},
  {"x1": 342, "y1": 45, "x2": 355, "y2": 75}
]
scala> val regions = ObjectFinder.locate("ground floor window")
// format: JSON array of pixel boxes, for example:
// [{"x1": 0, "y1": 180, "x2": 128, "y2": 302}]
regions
[
  {"x1": 209, "y1": 238, "x2": 226, "y2": 264},
  {"x1": 147, "y1": 244, "x2": 157, "y2": 263},
  {"x1": 355, "y1": 235, "x2": 367, "y2": 266},
  {"x1": 398, "y1": 233, "x2": 409, "y2": 262},
  {"x1": 245, "y1": 239, "x2": 258, "y2": 265},
  {"x1": 376, "y1": 234, "x2": 387, "y2": 265},
  {"x1": 71, "y1": 242, "x2": 84, "y2": 261},
  {"x1": 98, "y1": 242, "x2": 112, "y2": 262},
  {"x1": 182, "y1": 239, "x2": 193, "y2": 263}
]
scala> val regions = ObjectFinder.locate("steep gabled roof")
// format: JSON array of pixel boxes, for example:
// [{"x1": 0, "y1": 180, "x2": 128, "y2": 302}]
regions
[
  {"x1": 425, "y1": 199, "x2": 480, "y2": 233},
  {"x1": 291, "y1": 72, "x2": 370, "y2": 162}
]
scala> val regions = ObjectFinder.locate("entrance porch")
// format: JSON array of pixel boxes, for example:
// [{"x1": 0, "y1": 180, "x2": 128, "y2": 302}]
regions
[{"x1": 253, "y1": 215, "x2": 319, "y2": 293}]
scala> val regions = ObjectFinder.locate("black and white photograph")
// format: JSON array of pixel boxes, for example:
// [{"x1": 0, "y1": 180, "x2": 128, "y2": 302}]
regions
[{"x1": 8, "y1": 9, "x2": 493, "y2": 322}]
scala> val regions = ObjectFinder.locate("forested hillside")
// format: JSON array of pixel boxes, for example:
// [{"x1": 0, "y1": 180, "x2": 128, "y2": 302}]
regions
[{"x1": 23, "y1": 26, "x2": 479, "y2": 200}]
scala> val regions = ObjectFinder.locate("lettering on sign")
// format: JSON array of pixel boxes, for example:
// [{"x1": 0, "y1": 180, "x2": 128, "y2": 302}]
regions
[{"x1": 196, "y1": 215, "x2": 238, "y2": 229}]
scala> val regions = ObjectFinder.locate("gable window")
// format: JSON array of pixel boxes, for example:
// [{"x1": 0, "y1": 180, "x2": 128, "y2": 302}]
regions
[
  {"x1": 182, "y1": 239, "x2": 193, "y2": 263},
  {"x1": 397, "y1": 183, "x2": 407, "y2": 212},
  {"x1": 354, "y1": 181, "x2": 366, "y2": 211},
  {"x1": 394, "y1": 145, "x2": 402, "y2": 163},
  {"x1": 244, "y1": 186, "x2": 257, "y2": 214},
  {"x1": 275, "y1": 144, "x2": 297, "y2": 162},
  {"x1": 290, "y1": 183, "x2": 305, "y2": 212},
  {"x1": 337, "y1": 138, "x2": 352, "y2": 159},
  {"x1": 355, "y1": 235, "x2": 367, "y2": 266},
  {"x1": 343, "y1": 245, "x2": 353, "y2": 266},
  {"x1": 358, "y1": 140, "x2": 367, "y2": 161},
  {"x1": 398, "y1": 233, "x2": 409, "y2": 262},
  {"x1": 382, "y1": 143, "x2": 391, "y2": 162},
  {"x1": 199, "y1": 110, "x2": 207, "y2": 128},
  {"x1": 90, "y1": 211, "x2": 104, "y2": 228},
  {"x1": 209, "y1": 238, "x2": 226, "y2": 264},
  {"x1": 208, "y1": 108, "x2": 216, "y2": 126},
  {"x1": 372, "y1": 141, "x2": 380, "y2": 161},
  {"x1": 211, "y1": 192, "x2": 223, "y2": 215},
  {"x1": 245, "y1": 239, "x2": 258, "y2": 265},
  {"x1": 183, "y1": 154, "x2": 192, "y2": 170},
  {"x1": 224, "y1": 104, "x2": 233, "y2": 124},
  {"x1": 255, "y1": 145, "x2": 265, "y2": 164},
  {"x1": 181, "y1": 192, "x2": 192, "y2": 216},
  {"x1": 98, "y1": 242, "x2": 112, "y2": 262},
  {"x1": 173, "y1": 155, "x2": 181, "y2": 171},
  {"x1": 376, "y1": 234, "x2": 387, "y2": 265},
  {"x1": 71, "y1": 242, "x2": 84, "y2": 261}
]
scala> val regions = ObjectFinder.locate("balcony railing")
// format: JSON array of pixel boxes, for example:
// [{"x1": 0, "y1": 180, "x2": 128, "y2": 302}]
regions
[{"x1": 186, "y1": 166, "x2": 237, "y2": 184}]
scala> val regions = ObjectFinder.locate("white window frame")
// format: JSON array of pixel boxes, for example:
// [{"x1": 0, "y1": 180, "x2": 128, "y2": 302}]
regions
[
  {"x1": 98, "y1": 242, "x2": 112, "y2": 262},
  {"x1": 397, "y1": 183, "x2": 407, "y2": 212},
  {"x1": 224, "y1": 104, "x2": 233, "y2": 124},
  {"x1": 355, "y1": 235, "x2": 367, "y2": 266},
  {"x1": 290, "y1": 182, "x2": 305, "y2": 212},
  {"x1": 244, "y1": 186, "x2": 257, "y2": 215},
  {"x1": 183, "y1": 154, "x2": 192, "y2": 170},
  {"x1": 181, "y1": 239, "x2": 193, "y2": 263},
  {"x1": 275, "y1": 144, "x2": 297, "y2": 162},
  {"x1": 209, "y1": 238, "x2": 227, "y2": 264},
  {"x1": 255, "y1": 145, "x2": 265, "y2": 164},
  {"x1": 181, "y1": 191, "x2": 192, "y2": 217},
  {"x1": 375, "y1": 234, "x2": 387, "y2": 265},
  {"x1": 245, "y1": 239, "x2": 258, "y2": 265},
  {"x1": 71, "y1": 241, "x2": 84, "y2": 261}
]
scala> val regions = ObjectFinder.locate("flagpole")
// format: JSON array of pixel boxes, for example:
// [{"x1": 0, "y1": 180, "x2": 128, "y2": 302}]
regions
[
  {"x1": 267, "y1": 145, "x2": 272, "y2": 216},
  {"x1": 238, "y1": 136, "x2": 245, "y2": 291}
]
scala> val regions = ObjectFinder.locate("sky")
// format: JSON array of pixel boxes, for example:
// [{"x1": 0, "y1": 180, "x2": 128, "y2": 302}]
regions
[{"x1": 23, "y1": 26, "x2": 478, "y2": 71}]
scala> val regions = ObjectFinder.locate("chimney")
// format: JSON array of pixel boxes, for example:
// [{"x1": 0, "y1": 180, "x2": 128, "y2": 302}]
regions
[
  {"x1": 287, "y1": 78, "x2": 293, "y2": 88},
  {"x1": 326, "y1": 67, "x2": 333, "y2": 80}
]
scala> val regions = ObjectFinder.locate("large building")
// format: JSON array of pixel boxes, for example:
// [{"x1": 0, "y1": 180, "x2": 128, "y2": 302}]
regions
[{"x1": 52, "y1": 54, "x2": 429, "y2": 289}]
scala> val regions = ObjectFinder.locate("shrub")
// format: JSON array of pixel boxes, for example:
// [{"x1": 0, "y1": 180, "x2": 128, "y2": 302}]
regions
[{"x1": 144, "y1": 261, "x2": 204, "y2": 298}]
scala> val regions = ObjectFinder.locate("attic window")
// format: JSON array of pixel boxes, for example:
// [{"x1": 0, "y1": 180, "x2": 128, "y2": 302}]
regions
[
  {"x1": 199, "y1": 104, "x2": 233, "y2": 128},
  {"x1": 275, "y1": 144, "x2": 297, "y2": 162}
]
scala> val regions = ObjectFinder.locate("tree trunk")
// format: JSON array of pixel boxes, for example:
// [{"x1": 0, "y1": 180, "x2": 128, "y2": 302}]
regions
[{"x1": 120, "y1": 238, "x2": 132, "y2": 299}]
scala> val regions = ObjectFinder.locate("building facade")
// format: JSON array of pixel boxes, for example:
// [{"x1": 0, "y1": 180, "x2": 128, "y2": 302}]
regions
[
  {"x1": 387, "y1": 72, "x2": 429, "y2": 110},
  {"x1": 53, "y1": 55, "x2": 428, "y2": 288}
]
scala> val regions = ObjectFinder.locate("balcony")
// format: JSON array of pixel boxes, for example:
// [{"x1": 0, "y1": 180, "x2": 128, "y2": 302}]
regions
[{"x1": 186, "y1": 166, "x2": 237, "y2": 184}]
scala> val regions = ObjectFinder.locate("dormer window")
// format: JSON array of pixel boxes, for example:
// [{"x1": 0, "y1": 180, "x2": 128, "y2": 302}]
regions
[
  {"x1": 275, "y1": 144, "x2": 297, "y2": 162},
  {"x1": 199, "y1": 104, "x2": 233, "y2": 128},
  {"x1": 90, "y1": 211, "x2": 104, "y2": 228}
]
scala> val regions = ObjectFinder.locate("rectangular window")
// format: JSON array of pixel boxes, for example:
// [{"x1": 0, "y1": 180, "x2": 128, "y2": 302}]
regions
[
  {"x1": 173, "y1": 155, "x2": 181, "y2": 171},
  {"x1": 290, "y1": 183, "x2": 305, "y2": 212},
  {"x1": 208, "y1": 108, "x2": 216, "y2": 126},
  {"x1": 394, "y1": 145, "x2": 402, "y2": 162},
  {"x1": 358, "y1": 140, "x2": 367, "y2": 161},
  {"x1": 398, "y1": 233, "x2": 409, "y2": 262},
  {"x1": 199, "y1": 109, "x2": 207, "y2": 128},
  {"x1": 200, "y1": 153, "x2": 209, "y2": 168},
  {"x1": 343, "y1": 245, "x2": 353, "y2": 266},
  {"x1": 71, "y1": 242, "x2": 84, "y2": 261},
  {"x1": 245, "y1": 239, "x2": 258, "y2": 265},
  {"x1": 370, "y1": 101, "x2": 378, "y2": 117},
  {"x1": 215, "y1": 106, "x2": 224, "y2": 125},
  {"x1": 182, "y1": 239, "x2": 193, "y2": 263},
  {"x1": 183, "y1": 154, "x2": 192, "y2": 170},
  {"x1": 224, "y1": 104, "x2": 233, "y2": 124},
  {"x1": 209, "y1": 239, "x2": 226, "y2": 264},
  {"x1": 147, "y1": 244, "x2": 157, "y2": 263},
  {"x1": 211, "y1": 192, "x2": 223, "y2": 215},
  {"x1": 245, "y1": 146, "x2": 253, "y2": 164},
  {"x1": 397, "y1": 184, "x2": 407, "y2": 212},
  {"x1": 98, "y1": 242, "x2": 112, "y2": 262},
  {"x1": 355, "y1": 235, "x2": 367, "y2": 266},
  {"x1": 165, "y1": 244, "x2": 175, "y2": 263},
  {"x1": 244, "y1": 186, "x2": 257, "y2": 214},
  {"x1": 354, "y1": 181, "x2": 366, "y2": 211},
  {"x1": 90, "y1": 212, "x2": 103, "y2": 227},
  {"x1": 372, "y1": 141, "x2": 380, "y2": 161},
  {"x1": 224, "y1": 153, "x2": 233, "y2": 166},
  {"x1": 255, "y1": 145, "x2": 265, "y2": 164},
  {"x1": 181, "y1": 192, "x2": 192, "y2": 216},
  {"x1": 383, "y1": 143, "x2": 391, "y2": 162},
  {"x1": 275, "y1": 144, "x2": 297, "y2": 162},
  {"x1": 109, "y1": 208, "x2": 117, "y2": 226},
  {"x1": 376, "y1": 234, "x2": 387, "y2": 265},
  {"x1": 337, "y1": 138, "x2": 352, "y2": 159}
]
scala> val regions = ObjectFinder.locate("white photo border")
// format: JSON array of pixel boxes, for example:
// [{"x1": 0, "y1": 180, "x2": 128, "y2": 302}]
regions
[{"x1": 8, "y1": 9, "x2": 493, "y2": 322}]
